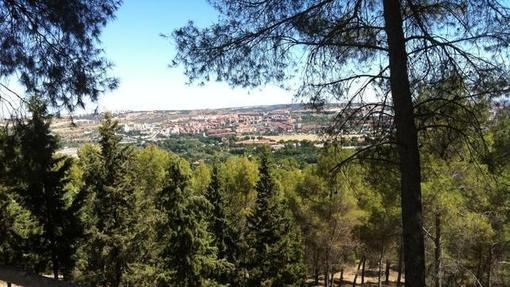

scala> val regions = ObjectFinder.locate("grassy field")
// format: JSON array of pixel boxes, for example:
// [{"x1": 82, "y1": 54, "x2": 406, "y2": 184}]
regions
[
  {"x1": 264, "y1": 134, "x2": 323, "y2": 142},
  {"x1": 263, "y1": 133, "x2": 364, "y2": 142}
]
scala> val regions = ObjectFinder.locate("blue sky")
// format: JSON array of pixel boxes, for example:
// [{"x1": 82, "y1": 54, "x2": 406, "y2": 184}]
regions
[{"x1": 96, "y1": 0, "x2": 293, "y2": 112}]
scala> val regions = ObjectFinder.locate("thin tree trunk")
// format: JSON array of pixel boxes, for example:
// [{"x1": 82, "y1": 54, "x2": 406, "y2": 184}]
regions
[
  {"x1": 330, "y1": 271, "x2": 335, "y2": 287},
  {"x1": 47, "y1": 195, "x2": 59, "y2": 281},
  {"x1": 353, "y1": 256, "x2": 365, "y2": 287},
  {"x1": 314, "y1": 250, "x2": 320, "y2": 285},
  {"x1": 325, "y1": 246, "x2": 330, "y2": 287},
  {"x1": 51, "y1": 239, "x2": 59, "y2": 280},
  {"x1": 361, "y1": 257, "x2": 366, "y2": 286},
  {"x1": 385, "y1": 260, "x2": 390, "y2": 285},
  {"x1": 53, "y1": 255, "x2": 59, "y2": 280},
  {"x1": 382, "y1": 1, "x2": 426, "y2": 286},
  {"x1": 378, "y1": 261, "x2": 383, "y2": 287},
  {"x1": 476, "y1": 246, "x2": 483, "y2": 283},
  {"x1": 339, "y1": 268, "x2": 344, "y2": 287},
  {"x1": 397, "y1": 245, "x2": 403, "y2": 287},
  {"x1": 487, "y1": 245, "x2": 493, "y2": 287},
  {"x1": 378, "y1": 246, "x2": 385, "y2": 287},
  {"x1": 434, "y1": 212, "x2": 442, "y2": 287}
]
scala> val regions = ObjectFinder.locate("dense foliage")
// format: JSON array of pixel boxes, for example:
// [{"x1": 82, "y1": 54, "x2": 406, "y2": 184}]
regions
[
  {"x1": 0, "y1": 0, "x2": 120, "y2": 112},
  {"x1": 172, "y1": 1, "x2": 510, "y2": 285},
  {"x1": 1, "y1": 104, "x2": 510, "y2": 286}
]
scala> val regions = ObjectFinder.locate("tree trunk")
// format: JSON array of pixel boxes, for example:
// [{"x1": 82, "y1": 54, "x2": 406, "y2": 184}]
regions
[
  {"x1": 382, "y1": 1, "x2": 426, "y2": 286},
  {"x1": 47, "y1": 203, "x2": 59, "y2": 281},
  {"x1": 487, "y1": 245, "x2": 493, "y2": 287},
  {"x1": 361, "y1": 257, "x2": 366, "y2": 286},
  {"x1": 378, "y1": 260, "x2": 383, "y2": 287},
  {"x1": 330, "y1": 271, "x2": 335, "y2": 287},
  {"x1": 339, "y1": 268, "x2": 344, "y2": 287},
  {"x1": 397, "y1": 245, "x2": 403, "y2": 287},
  {"x1": 52, "y1": 252, "x2": 59, "y2": 280},
  {"x1": 324, "y1": 258, "x2": 330, "y2": 287},
  {"x1": 378, "y1": 248, "x2": 384, "y2": 287},
  {"x1": 434, "y1": 212, "x2": 442, "y2": 287},
  {"x1": 53, "y1": 261, "x2": 59, "y2": 280},
  {"x1": 353, "y1": 256, "x2": 365, "y2": 287},
  {"x1": 385, "y1": 260, "x2": 390, "y2": 285},
  {"x1": 476, "y1": 246, "x2": 483, "y2": 283},
  {"x1": 314, "y1": 251, "x2": 320, "y2": 285},
  {"x1": 325, "y1": 247, "x2": 329, "y2": 287}
]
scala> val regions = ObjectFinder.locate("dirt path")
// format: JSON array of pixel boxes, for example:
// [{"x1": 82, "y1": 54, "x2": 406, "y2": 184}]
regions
[
  {"x1": 0, "y1": 265, "x2": 78, "y2": 287},
  {"x1": 308, "y1": 264, "x2": 405, "y2": 286}
]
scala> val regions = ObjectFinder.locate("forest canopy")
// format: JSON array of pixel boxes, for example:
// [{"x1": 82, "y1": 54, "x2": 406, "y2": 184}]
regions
[
  {"x1": 0, "y1": 102, "x2": 509, "y2": 286},
  {"x1": 1, "y1": 1, "x2": 510, "y2": 286}
]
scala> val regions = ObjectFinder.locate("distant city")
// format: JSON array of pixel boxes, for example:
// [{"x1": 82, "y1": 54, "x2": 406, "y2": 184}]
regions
[{"x1": 48, "y1": 103, "x2": 396, "y2": 158}]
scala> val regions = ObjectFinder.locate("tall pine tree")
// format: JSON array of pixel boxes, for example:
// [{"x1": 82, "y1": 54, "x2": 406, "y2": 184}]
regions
[
  {"x1": 206, "y1": 166, "x2": 230, "y2": 260},
  {"x1": 81, "y1": 113, "x2": 135, "y2": 287},
  {"x1": 157, "y1": 158, "x2": 227, "y2": 286},
  {"x1": 11, "y1": 97, "x2": 83, "y2": 278},
  {"x1": 246, "y1": 151, "x2": 304, "y2": 286},
  {"x1": 205, "y1": 165, "x2": 241, "y2": 285}
]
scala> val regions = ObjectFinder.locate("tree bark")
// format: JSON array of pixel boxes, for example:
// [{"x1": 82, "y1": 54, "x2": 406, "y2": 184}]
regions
[
  {"x1": 397, "y1": 244, "x2": 403, "y2": 287},
  {"x1": 382, "y1": 1, "x2": 426, "y2": 286},
  {"x1": 361, "y1": 258, "x2": 366, "y2": 286},
  {"x1": 339, "y1": 268, "x2": 344, "y2": 287},
  {"x1": 476, "y1": 246, "x2": 482, "y2": 283},
  {"x1": 434, "y1": 212, "x2": 442, "y2": 287},
  {"x1": 385, "y1": 260, "x2": 390, "y2": 285},
  {"x1": 487, "y1": 245, "x2": 493, "y2": 287},
  {"x1": 353, "y1": 256, "x2": 364, "y2": 287},
  {"x1": 314, "y1": 251, "x2": 320, "y2": 285},
  {"x1": 52, "y1": 254, "x2": 59, "y2": 280},
  {"x1": 378, "y1": 259, "x2": 383, "y2": 287},
  {"x1": 325, "y1": 246, "x2": 330, "y2": 287},
  {"x1": 378, "y1": 248, "x2": 384, "y2": 287}
]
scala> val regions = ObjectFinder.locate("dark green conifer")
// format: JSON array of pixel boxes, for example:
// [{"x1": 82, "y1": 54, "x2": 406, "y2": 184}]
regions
[
  {"x1": 11, "y1": 98, "x2": 83, "y2": 278},
  {"x1": 82, "y1": 113, "x2": 135, "y2": 287},
  {"x1": 246, "y1": 151, "x2": 304, "y2": 286},
  {"x1": 205, "y1": 165, "x2": 242, "y2": 285},
  {"x1": 206, "y1": 166, "x2": 230, "y2": 258},
  {"x1": 158, "y1": 159, "x2": 225, "y2": 286}
]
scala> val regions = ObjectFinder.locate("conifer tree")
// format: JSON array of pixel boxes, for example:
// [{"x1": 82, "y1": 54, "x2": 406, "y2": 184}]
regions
[
  {"x1": 81, "y1": 113, "x2": 135, "y2": 287},
  {"x1": 157, "y1": 159, "x2": 225, "y2": 286},
  {"x1": 205, "y1": 165, "x2": 242, "y2": 285},
  {"x1": 206, "y1": 166, "x2": 230, "y2": 259},
  {"x1": 123, "y1": 145, "x2": 171, "y2": 285},
  {"x1": 173, "y1": 2, "x2": 510, "y2": 284},
  {"x1": 0, "y1": 127, "x2": 18, "y2": 264},
  {"x1": 246, "y1": 152, "x2": 304, "y2": 286},
  {"x1": 11, "y1": 97, "x2": 83, "y2": 278}
]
